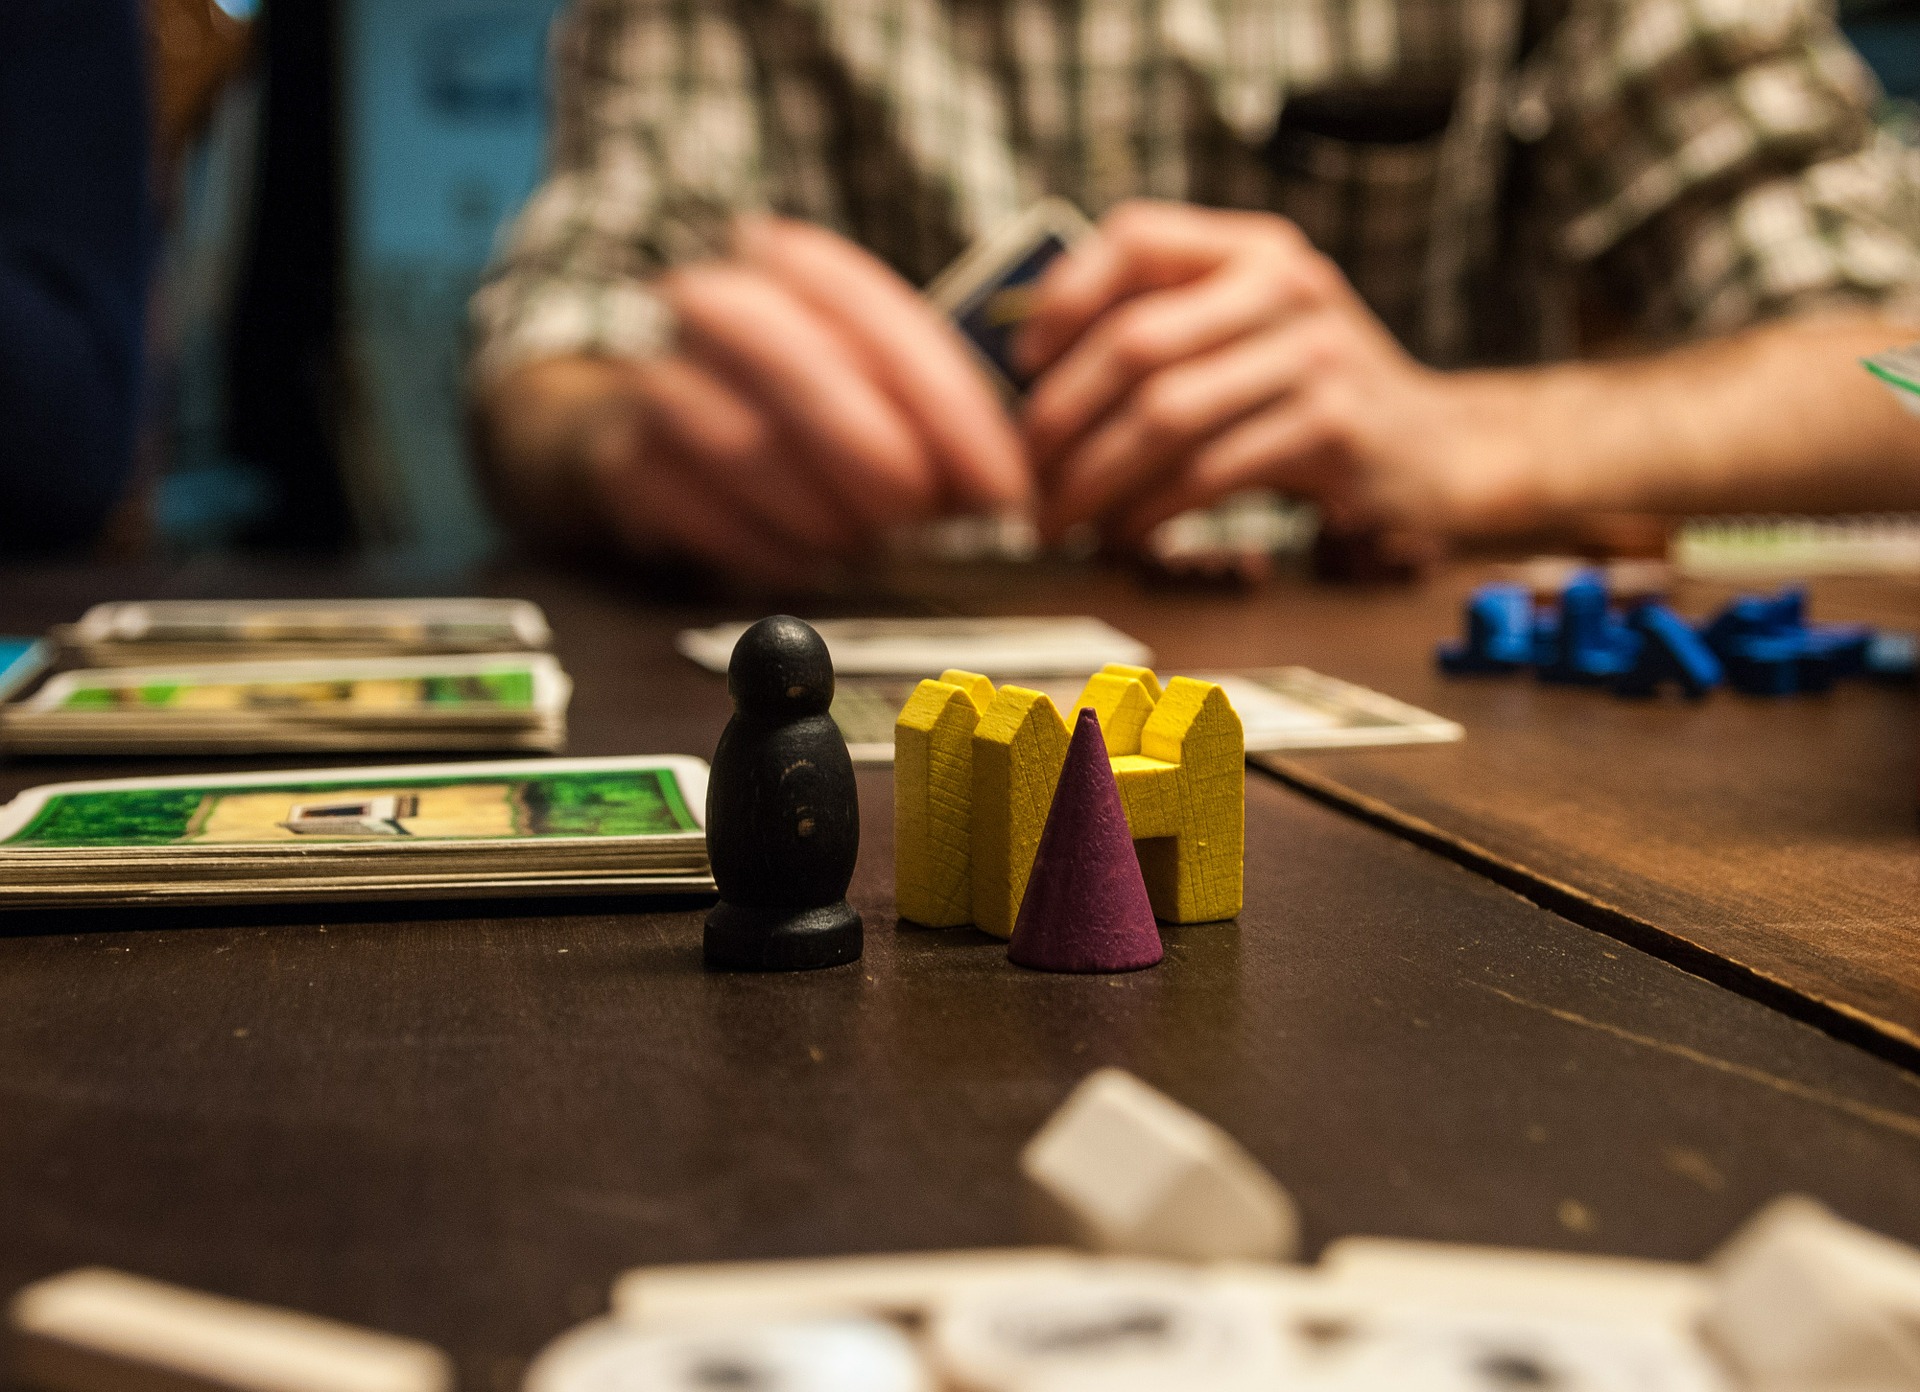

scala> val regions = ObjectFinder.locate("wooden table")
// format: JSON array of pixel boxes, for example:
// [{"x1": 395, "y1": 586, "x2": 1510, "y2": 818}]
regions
[
  {"x1": 2, "y1": 559, "x2": 1919, "y2": 1390},
  {"x1": 885, "y1": 562, "x2": 1920, "y2": 1064}
]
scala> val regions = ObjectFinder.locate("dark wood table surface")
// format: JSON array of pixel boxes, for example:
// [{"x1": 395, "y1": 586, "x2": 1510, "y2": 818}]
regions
[
  {"x1": 3, "y1": 558, "x2": 1919, "y2": 1392},
  {"x1": 881, "y1": 563, "x2": 1920, "y2": 1065}
]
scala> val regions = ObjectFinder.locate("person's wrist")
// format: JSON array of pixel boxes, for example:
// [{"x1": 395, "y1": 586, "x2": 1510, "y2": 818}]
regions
[{"x1": 1433, "y1": 368, "x2": 1576, "y2": 535}]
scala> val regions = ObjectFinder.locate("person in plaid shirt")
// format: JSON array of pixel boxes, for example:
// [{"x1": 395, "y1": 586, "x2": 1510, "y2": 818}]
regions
[{"x1": 472, "y1": 0, "x2": 1920, "y2": 582}]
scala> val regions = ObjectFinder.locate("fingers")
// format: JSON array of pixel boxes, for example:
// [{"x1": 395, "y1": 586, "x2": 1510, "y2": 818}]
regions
[
  {"x1": 736, "y1": 216, "x2": 1031, "y2": 511},
  {"x1": 1018, "y1": 200, "x2": 1296, "y2": 376},
  {"x1": 1042, "y1": 320, "x2": 1336, "y2": 538},
  {"x1": 1024, "y1": 251, "x2": 1335, "y2": 469},
  {"x1": 588, "y1": 413, "x2": 823, "y2": 588},
  {"x1": 635, "y1": 355, "x2": 861, "y2": 556},
  {"x1": 664, "y1": 262, "x2": 939, "y2": 532},
  {"x1": 1112, "y1": 393, "x2": 1352, "y2": 543}
]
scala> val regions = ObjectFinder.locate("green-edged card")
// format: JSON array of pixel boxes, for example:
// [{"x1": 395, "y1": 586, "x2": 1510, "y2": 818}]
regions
[{"x1": 0, "y1": 755, "x2": 711, "y2": 908}]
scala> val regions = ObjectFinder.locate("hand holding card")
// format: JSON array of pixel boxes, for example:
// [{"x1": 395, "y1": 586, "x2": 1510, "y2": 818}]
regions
[
  {"x1": 595, "y1": 216, "x2": 1027, "y2": 582},
  {"x1": 925, "y1": 199, "x2": 1094, "y2": 398}
]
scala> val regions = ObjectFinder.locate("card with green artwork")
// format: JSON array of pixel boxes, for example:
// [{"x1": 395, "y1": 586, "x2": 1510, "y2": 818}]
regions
[
  {"x1": 0, "y1": 755, "x2": 701, "y2": 848},
  {"x1": 1, "y1": 654, "x2": 572, "y2": 755},
  {"x1": 20, "y1": 654, "x2": 563, "y2": 715},
  {"x1": 0, "y1": 756, "x2": 711, "y2": 908}
]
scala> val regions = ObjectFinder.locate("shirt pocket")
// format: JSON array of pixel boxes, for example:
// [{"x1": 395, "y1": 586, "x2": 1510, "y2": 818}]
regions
[{"x1": 1263, "y1": 85, "x2": 1457, "y2": 346}]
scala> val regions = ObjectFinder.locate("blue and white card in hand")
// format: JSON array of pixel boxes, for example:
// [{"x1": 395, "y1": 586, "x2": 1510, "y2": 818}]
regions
[{"x1": 926, "y1": 198, "x2": 1095, "y2": 395}]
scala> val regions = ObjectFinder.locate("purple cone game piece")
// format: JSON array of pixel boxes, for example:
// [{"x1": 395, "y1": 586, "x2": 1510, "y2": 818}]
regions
[{"x1": 1008, "y1": 708, "x2": 1164, "y2": 973}]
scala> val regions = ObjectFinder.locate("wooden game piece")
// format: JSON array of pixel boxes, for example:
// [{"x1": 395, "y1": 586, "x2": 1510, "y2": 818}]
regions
[
  {"x1": 1318, "y1": 1238, "x2": 1711, "y2": 1326},
  {"x1": 610, "y1": 1249, "x2": 1089, "y2": 1325},
  {"x1": 936, "y1": 669, "x2": 997, "y2": 712},
  {"x1": 1703, "y1": 1194, "x2": 1920, "y2": 1389},
  {"x1": 894, "y1": 671, "x2": 993, "y2": 927},
  {"x1": 1615, "y1": 603, "x2": 1723, "y2": 699},
  {"x1": 926, "y1": 1265, "x2": 1283, "y2": 1391},
  {"x1": 704, "y1": 615, "x2": 862, "y2": 971},
  {"x1": 524, "y1": 1316, "x2": 930, "y2": 1392},
  {"x1": 1110, "y1": 678, "x2": 1244, "y2": 924},
  {"x1": 888, "y1": 666, "x2": 1243, "y2": 936},
  {"x1": 1094, "y1": 663, "x2": 1162, "y2": 702},
  {"x1": 969, "y1": 685, "x2": 1070, "y2": 939},
  {"x1": 1069, "y1": 672, "x2": 1157, "y2": 755},
  {"x1": 1436, "y1": 584, "x2": 1536, "y2": 675},
  {"x1": 1021, "y1": 1068, "x2": 1298, "y2": 1263},
  {"x1": 6, "y1": 1268, "x2": 452, "y2": 1392},
  {"x1": 1008, "y1": 710, "x2": 1162, "y2": 973}
]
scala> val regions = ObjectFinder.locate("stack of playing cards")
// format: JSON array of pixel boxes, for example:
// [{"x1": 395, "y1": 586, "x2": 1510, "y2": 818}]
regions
[
  {"x1": 2, "y1": 598, "x2": 573, "y2": 756},
  {"x1": 0, "y1": 756, "x2": 712, "y2": 909},
  {"x1": 58, "y1": 598, "x2": 551, "y2": 666},
  {"x1": 0, "y1": 653, "x2": 572, "y2": 755}
]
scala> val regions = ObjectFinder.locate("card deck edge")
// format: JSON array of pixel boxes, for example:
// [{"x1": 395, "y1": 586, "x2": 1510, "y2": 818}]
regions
[{"x1": 0, "y1": 753, "x2": 712, "y2": 844}]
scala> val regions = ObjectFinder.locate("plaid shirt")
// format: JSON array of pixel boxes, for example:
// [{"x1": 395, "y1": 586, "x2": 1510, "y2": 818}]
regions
[{"x1": 472, "y1": 0, "x2": 1920, "y2": 383}]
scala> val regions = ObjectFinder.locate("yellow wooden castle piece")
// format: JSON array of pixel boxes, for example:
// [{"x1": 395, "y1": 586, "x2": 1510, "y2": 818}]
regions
[
  {"x1": 1110, "y1": 678, "x2": 1244, "y2": 923},
  {"x1": 894, "y1": 670, "x2": 993, "y2": 927},
  {"x1": 891, "y1": 666, "x2": 1243, "y2": 935},
  {"x1": 970, "y1": 686, "x2": 1070, "y2": 939},
  {"x1": 1071, "y1": 671, "x2": 1158, "y2": 756},
  {"x1": 938, "y1": 669, "x2": 996, "y2": 713},
  {"x1": 1095, "y1": 663, "x2": 1163, "y2": 702}
]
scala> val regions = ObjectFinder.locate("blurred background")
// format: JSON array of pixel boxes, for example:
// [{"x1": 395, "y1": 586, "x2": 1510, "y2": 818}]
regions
[
  {"x1": 148, "y1": 0, "x2": 564, "y2": 567},
  {"x1": 143, "y1": 0, "x2": 1920, "y2": 571}
]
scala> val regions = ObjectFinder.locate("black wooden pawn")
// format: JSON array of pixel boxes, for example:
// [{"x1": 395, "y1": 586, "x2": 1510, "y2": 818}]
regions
[{"x1": 703, "y1": 615, "x2": 863, "y2": 971}]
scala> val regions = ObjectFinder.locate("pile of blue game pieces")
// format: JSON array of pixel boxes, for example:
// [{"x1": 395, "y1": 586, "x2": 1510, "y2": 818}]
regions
[{"x1": 1436, "y1": 572, "x2": 1911, "y2": 698}]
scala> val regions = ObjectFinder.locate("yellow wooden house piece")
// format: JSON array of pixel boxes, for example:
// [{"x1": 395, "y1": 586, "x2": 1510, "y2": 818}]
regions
[
  {"x1": 893, "y1": 669, "x2": 995, "y2": 928},
  {"x1": 894, "y1": 663, "x2": 1243, "y2": 936}
]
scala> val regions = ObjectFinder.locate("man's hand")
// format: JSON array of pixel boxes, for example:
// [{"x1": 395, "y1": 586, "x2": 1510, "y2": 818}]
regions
[
  {"x1": 482, "y1": 217, "x2": 1028, "y2": 584},
  {"x1": 1018, "y1": 201, "x2": 1537, "y2": 549}
]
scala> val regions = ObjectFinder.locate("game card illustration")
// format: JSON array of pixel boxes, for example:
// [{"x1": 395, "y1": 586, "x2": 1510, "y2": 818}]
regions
[
  {"x1": 0, "y1": 654, "x2": 571, "y2": 755},
  {"x1": 1, "y1": 762, "x2": 700, "y2": 849},
  {"x1": 0, "y1": 756, "x2": 712, "y2": 908}
]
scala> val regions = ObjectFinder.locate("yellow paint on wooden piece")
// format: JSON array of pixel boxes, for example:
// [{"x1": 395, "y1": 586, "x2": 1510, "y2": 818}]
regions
[
  {"x1": 1135, "y1": 677, "x2": 1244, "y2": 923},
  {"x1": 970, "y1": 686, "x2": 1070, "y2": 938},
  {"x1": 938, "y1": 670, "x2": 996, "y2": 715},
  {"x1": 1099, "y1": 663, "x2": 1163, "y2": 702},
  {"x1": 888, "y1": 665, "x2": 1244, "y2": 936},
  {"x1": 1071, "y1": 673, "x2": 1157, "y2": 756},
  {"x1": 894, "y1": 679, "x2": 988, "y2": 927}
]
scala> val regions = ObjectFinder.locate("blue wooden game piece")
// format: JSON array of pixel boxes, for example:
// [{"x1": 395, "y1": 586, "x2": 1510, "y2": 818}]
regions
[
  {"x1": 1801, "y1": 623, "x2": 1872, "y2": 682},
  {"x1": 1700, "y1": 587, "x2": 1876, "y2": 697},
  {"x1": 1718, "y1": 634, "x2": 1804, "y2": 696},
  {"x1": 1437, "y1": 584, "x2": 1535, "y2": 674},
  {"x1": 1539, "y1": 572, "x2": 1639, "y2": 684},
  {"x1": 1614, "y1": 604, "x2": 1723, "y2": 699}
]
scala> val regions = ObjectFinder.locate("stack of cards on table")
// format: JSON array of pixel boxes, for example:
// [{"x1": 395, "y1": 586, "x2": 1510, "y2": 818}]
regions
[
  {"x1": 678, "y1": 616, "x2": 1461, "y2": 761},
  {"x1": 0, "y1": 755, "x2": 711, "y2": 908},
  {"x1": 57, "y1": 598, "x2": 551, "y2": 666},
  {"x1": 3, "y1": 599, "x2": 571, "y2": 755}
]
